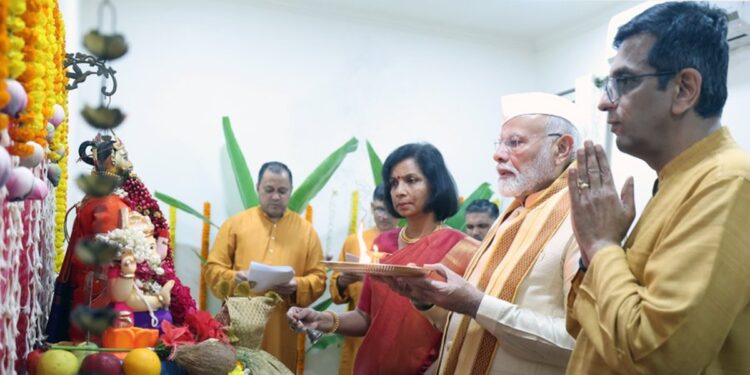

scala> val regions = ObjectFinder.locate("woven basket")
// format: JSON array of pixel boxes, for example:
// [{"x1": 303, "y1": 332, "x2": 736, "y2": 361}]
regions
[{"x1": 226, "y1": 292, "x2": 282, "y2": 350}]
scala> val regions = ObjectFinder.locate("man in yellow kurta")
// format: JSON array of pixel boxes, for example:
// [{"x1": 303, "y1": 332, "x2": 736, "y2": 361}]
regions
[
  {"x1": 382, "y1": 92, "x2": 583, "y2": 374},
  {"x1": 206, "y1": 161, "x2": 326, "y2": 371},
  {"x1": 330, "y1": 184, "x2": 398, "y2": 375},
  {"x1": 566, "y1": 3, "x2": 750, "y2": 374}
]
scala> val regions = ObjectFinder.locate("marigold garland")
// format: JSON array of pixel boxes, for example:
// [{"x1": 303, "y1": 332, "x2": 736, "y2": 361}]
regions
[
  {"x1": 7, "y1": 0, "x2": 26, "y2": 80},
  {"x1": 8, "y1": 0, "x2": 55, "y2": 158},
  {"x1": 50, "y1": 0, "x2": 69, "y2": 271},
  {"x1": 297, "y1": 205, "x2": 314, "y2": 374},
  {"x1": 199, "y1": 202, "x2": 211, "y2": 311},
  {"x1": 349, "y1": 190, "x2": 358, "y2": 235},
  {"x1": 0, "y1": 2, "x2": 9, "y2": 117},
  {"x1": 169, "y1": 205, "x2": 176, "y2": 254}
]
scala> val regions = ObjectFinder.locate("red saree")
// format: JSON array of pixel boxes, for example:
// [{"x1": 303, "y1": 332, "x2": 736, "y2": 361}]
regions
[{"x1": 354, "y1": 228, "x2": 477, "y2": 375}]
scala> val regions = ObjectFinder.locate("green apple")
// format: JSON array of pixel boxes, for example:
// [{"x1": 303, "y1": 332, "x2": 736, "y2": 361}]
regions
[{"x1": 73, "y1": 341, "x2": 99, "y2": 363}]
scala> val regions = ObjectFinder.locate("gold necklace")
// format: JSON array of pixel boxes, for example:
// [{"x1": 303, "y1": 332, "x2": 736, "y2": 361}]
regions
[{"x1": 399, "y1": 224, "x2": 444, "y2": 244}]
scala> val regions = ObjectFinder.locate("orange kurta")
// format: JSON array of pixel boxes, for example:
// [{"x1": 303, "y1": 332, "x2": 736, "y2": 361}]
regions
[
  {"x1": 206, "y1": 207, "x2": 326, "y2": 371},
  {"x1": 330, "y1": 228, "x2": 379, "y2": 375}
]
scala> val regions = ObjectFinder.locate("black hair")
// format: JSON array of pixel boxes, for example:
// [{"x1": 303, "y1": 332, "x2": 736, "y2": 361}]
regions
[
  {"x1": 372, "y1": 183, "x2": 386, "y2": 202},
  {"x1": 465, "y1": 199, "x2": 499, "y2": 220},
  {"x1": 614, "y1": 1, "x2": 728, "y2": 118},
  {"x1": 257, "y1": 161, "x2": 293, "y2": 188},
  {"x1": 78, "y1": 136, "x2": 115, "y2": 172},
  {"x1": 381, "y1": 143, "x2": 458, "y2": 221}
]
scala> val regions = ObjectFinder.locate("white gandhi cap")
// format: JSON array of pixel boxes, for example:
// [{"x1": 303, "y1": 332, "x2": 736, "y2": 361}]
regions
[{"x1": 500, "y1": 92, "x2": 584, "y2": 130}]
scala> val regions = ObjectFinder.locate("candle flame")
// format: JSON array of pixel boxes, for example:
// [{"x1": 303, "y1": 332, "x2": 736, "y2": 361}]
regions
[{"x1": 357, "y1": 223, "x2": 372, "y2": 264}]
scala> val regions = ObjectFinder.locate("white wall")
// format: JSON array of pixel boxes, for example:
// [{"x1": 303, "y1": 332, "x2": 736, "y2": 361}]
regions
[
  {"x1": 535, "y1": 2, "x2": 750, "y2": 222},
  {"x1": 67, "y1": 1, "x2": 537, "y2": 373}
]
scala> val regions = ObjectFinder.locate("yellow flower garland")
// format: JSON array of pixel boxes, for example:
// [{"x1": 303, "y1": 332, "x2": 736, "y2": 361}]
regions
[
  {"x1": 348, "y1": 190, "x2": 358, "y2": 235},
  {"x1": 51, "y1": 0, "x2": 68, "y2": 271},
  {"x1": 0, "y1": 1, "x2": 10, "y2": 117},
  {"x1": 199, "y1": 202, "x2": 211, "y2": 311}
]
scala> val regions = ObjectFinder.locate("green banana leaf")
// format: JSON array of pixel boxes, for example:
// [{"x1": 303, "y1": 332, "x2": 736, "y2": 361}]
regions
[
  {"x1": 191, "y1": 248, "x2": 208, "y2": 266},
  {"x1": 154, "y1": 191, "x2": 219, "y2": 228},
  {"x1": 444, "y1": 183, "x2": 495, "y2": 231},
  {"x1": 366, "y1": 140, "x2": 383, "y2": 186},
  {"x1": 223, "y1": 116, "x2": 259, "y2": 209},
  {"x1": 312, "y1": 297, "x2": 333, "y2": 312},
  {"x1": 288, "y1": 137, "x2": 359, "y2": 213}
]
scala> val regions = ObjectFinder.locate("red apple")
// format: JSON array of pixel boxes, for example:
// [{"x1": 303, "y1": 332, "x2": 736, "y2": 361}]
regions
[
  {"x1": 79, "y1": 353, "x2": 122, "y2": 375},
  {"x1": 26, "y1": 348, "x2": 44, "y2": 375}
]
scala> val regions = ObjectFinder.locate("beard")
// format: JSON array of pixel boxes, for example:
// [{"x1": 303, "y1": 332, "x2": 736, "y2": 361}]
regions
[{"x1": 498, "y1": 149, "x2": 556, "y2": 198}]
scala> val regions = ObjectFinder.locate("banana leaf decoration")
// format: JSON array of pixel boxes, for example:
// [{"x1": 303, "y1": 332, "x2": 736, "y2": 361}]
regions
[
  {"x1": 366, "y1": 140, "x2": 383, "y2": 186},
  {"x1": 154, "y1": 191, "x2": 218, "y2": 228},
  {"x1": 223, "y1": 116, "x2": 259, "y2": 209},
  {"x1": 444, "y1": 182, "x2": 496, "y2": 231},
  {"x1": 287, "y1": 137, "x2": 359, "y2": 213}
]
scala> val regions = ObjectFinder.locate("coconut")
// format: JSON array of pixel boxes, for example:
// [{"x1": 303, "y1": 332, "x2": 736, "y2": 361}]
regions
[{"x1": 173, "y1": 340, "x2": 237, "y2": 375}]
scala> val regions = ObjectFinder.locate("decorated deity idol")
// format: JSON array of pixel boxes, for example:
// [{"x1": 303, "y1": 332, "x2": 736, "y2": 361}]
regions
[
  {"x1": 98, "y1": 210, "x2": 175, "y2": 328},
  {"x1": 47, "y1": 133, "x2": 195, "y2": 342}
]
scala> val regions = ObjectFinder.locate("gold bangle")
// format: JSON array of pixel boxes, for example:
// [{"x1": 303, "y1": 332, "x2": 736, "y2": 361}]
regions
[{"x1": 323, "y1": 311, "x2": 340, "y2": 334}]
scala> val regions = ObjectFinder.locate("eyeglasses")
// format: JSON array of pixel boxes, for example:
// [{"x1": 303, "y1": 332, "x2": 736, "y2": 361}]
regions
[
  {"x1": 494, "y1": 133, "x2": 562, "y2": 153},
  {"x1": 599, "y1": 71, "x2": 676, "y2": 103}
]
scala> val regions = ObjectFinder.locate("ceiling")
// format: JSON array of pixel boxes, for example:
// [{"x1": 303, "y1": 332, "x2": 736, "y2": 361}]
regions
[{"x1": 269, "y1": 0, "x2": 637, "y2": 41}]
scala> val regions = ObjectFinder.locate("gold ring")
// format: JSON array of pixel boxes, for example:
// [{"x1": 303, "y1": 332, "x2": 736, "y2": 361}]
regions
[{"x1": 578, "y1": 181, "x2": 590, "y2": 189}]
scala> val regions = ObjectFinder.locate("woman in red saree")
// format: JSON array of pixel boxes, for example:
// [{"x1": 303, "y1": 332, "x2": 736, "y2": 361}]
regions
[{"x1": 288, "y1": 143, "x2": 477, "y2": 374}]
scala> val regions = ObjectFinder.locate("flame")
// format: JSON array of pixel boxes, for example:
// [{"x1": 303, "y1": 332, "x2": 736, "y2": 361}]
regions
[{"x1": 357, "y1": 223, "x2": 372, "y2": 264}]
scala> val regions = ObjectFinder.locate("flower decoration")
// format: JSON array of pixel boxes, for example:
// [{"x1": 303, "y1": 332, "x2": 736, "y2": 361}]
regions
[
  {"x1": 184, "y1": 311, "x2": 229, "y2": 344},
  {"x1": 159, "y1": 321, "x2": 196, "y2": 359},
  {"x1": 120, "y1": 175, "x2": 197, "y2": 324},
  {"x1": 96, "y1": 226, "x2": 164, "y2": 275}
]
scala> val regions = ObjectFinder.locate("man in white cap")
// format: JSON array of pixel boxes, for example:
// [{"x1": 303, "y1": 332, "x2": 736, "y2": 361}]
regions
[{"x1": 377, "y1": 92, "x2": 582, "y2": 374}]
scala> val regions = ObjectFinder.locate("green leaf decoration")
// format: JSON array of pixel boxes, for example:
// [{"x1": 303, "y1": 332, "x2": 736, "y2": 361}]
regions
[
  {"x1": 288, "y1": 137, "x2": 359, "y2": 213},
  {"x1": 444, "y1": 183, "x2": 495, "y2": 231},
  {"x1": 223, "y1": 116, "x2": 259, "y2": 209},
  {"x1": 191, "y1": 248, "x2": 208, "y2": 266},
  {"x1": 308, "y1": 334, "x2": 344, "y2": 352},
  {"x1": 311, "y1": 297, "x2": 333, "y2": 312},
  {"x1": 366, "y1": 140, "x2": 383, "y2": 186},
  {"x1": 154, "y1": 191, "x2": 219, "y2": 228}
]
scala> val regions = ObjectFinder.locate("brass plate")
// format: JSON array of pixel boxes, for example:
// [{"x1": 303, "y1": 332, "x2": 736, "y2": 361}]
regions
[{"x1": 322, "y1": 261, "x2": 430, "y2": 277}]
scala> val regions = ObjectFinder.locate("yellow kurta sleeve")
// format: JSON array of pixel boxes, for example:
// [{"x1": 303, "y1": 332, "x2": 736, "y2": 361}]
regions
[
  {"x1": 571, "y1": 177, "x2": 750, "y2": 374},
  {"x1": 205, "y1": 219, "x2": 239, "y2": 299},
  {"x1": 330, "y1": 234, "x2": 358, "y2": 304},
  {"x1": 330, "y1": 229, "x2": 378, "y2": 306},
  {"x1": 292, "y1": 227, "x2": 326, "y2": 307}
]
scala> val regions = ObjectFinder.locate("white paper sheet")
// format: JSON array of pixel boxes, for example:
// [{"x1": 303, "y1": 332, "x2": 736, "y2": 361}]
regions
[
  {"x1": 345, "y1": 253, "x2": 359, "y2": 262},
  {"x1": 247, "y1": 262, "x2": 295, "y2": 293}
]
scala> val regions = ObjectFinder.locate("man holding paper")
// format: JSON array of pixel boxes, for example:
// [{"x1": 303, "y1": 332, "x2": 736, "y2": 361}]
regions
[{"x1": 206, "y1": 161, "x2": 326, "y2": 371}]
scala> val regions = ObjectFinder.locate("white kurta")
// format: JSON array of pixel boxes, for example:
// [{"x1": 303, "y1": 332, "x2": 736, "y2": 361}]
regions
[{"x1": 430, "y1": 214, "x2": 579, "y2": 375}]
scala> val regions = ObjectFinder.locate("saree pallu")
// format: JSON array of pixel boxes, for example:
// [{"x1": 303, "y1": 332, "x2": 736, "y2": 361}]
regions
[{"x1": 354, "y1": 228, "x2": 477, "y2": 375}]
